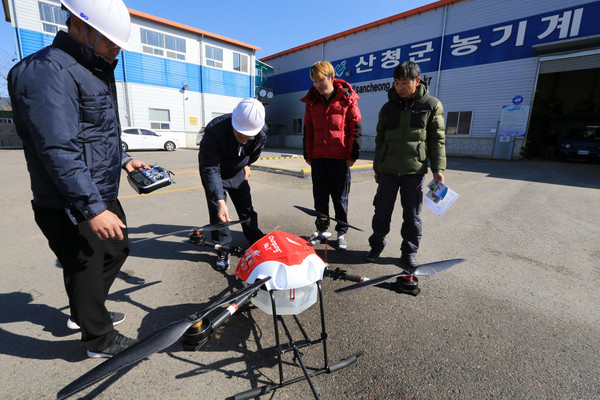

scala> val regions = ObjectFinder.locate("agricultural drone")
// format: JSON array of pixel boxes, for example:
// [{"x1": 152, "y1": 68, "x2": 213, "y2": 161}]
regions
[{"x1": 57, "y1": 206, "x2": 464, "y2": 400}]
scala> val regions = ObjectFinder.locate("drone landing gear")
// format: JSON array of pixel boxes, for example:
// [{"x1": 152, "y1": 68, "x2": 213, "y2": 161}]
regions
[{"x1": 234, "y1": 282, "x2": 363, "y2": 400}]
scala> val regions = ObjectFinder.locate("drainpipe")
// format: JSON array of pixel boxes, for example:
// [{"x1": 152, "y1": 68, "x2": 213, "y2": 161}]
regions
[
  {"x1": 199, "y1": 35, "x2": 206, "y2": 128},
  {"x1": 121, "y1": 51, "x2": 132, "y2": 126},
  {"x1": 10, "y1": 0, "x2": 24, "y2": 60},
  {"x1": 435, "y1": 4, "x2": 448, "y2": 98}
]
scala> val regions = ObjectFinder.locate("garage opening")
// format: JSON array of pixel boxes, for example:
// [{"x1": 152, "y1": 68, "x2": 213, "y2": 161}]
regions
[{"x1": 528, "y1": 53, "x2": 600, "y2": 160}]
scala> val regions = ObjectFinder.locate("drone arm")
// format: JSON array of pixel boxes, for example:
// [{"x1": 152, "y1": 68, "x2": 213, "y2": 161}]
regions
[
  {"x1": 210, "y1": 290, "x2": 254, "y2": 330},
  {"x1": 324, "y1": 268, "x2": 368, "y2": 283},
  {"x1": 183, "y1": 290, "x2": 255, "y2": 352},
  {"x1": 189, "y1": 232, "x2": 244, "y2": 257}
]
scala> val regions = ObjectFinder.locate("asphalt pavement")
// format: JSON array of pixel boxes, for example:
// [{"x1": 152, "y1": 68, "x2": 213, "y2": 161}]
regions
[{"x1": 1, "y1": 147, "x2": 599, "y2": 400}]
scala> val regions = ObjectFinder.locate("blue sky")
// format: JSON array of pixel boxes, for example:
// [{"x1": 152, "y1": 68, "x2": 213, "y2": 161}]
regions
[{"x1": 0, "y1": 0, "x2": 434, "y2": 95}]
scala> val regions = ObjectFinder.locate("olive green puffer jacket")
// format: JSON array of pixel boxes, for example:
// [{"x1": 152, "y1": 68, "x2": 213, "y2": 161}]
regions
[{"x1": 373, "y1": 81, "x2": 446, "y2": 176}]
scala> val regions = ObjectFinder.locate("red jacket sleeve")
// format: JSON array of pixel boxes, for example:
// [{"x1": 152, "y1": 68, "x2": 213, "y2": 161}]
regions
[{"x1": 303, "y1": 105, "x2": 314, "y2": 161}]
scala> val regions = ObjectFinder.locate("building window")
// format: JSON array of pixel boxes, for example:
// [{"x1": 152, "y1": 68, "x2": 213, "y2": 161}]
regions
[
  {"x1": 141, "y1": 28, "x2": 186, "y2": 60},
  {"x1": 446, "y1": 111, "x2": 472, "y2": 135},
  {"x1": 205, "y1": 45, "x2": 223, "y2": 68},
  {"x1": 149, "y1": 108, "x2": 171, "y2": 130},
  {"x1": 292, "y1": 118, "x2": 303, "y2": 134},
  {"x1": 233, "y1": 53, "x2": 248, "y2": 73},
  {"x1": 38, "y1": 1, "x2": 68, "y2": 34},
  {"x1": 0, "y1": 118, "x2": 13, "y2": 124}
]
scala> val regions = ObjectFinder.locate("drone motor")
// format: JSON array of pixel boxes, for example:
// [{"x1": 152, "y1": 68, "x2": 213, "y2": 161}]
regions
[
  {"x1": 395, "y1": 275, "x2": 420, "y2": 296},
  {"x1": 182, "y1": 318, "x2": 212, "y2": 351}
]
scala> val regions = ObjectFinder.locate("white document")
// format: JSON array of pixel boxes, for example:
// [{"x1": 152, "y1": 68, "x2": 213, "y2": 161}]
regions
[{"x1": 424, "y1": 180, "x2": 459, "y2": 216}]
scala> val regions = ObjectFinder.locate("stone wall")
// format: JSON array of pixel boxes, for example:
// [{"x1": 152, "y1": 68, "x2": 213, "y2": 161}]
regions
[{"x1": 0, "y1": 122, "x2": 22, "y2": 148}]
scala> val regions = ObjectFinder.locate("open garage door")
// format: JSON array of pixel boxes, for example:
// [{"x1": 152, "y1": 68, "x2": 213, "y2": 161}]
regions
[{"x1": 528, "y1": 52, "x2": 600, "y2": 160}]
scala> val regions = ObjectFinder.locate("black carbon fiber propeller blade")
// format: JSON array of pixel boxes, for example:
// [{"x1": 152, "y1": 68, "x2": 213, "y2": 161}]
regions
[
  {"x1": 335, "y1": 259, "x2": 466, "y2": 293},
  {"x1": 412, "y1": 258, "x2": 466, "y2": 276},
  {"x1": 57, "y1": 276, "x2": 271, "y2": 400},
  {"x1": 197, "y1": 218, "x2": 250, "y2": 232},
  {"x1": 293, "y1": 205, "x2": 363, "y2": 231}
]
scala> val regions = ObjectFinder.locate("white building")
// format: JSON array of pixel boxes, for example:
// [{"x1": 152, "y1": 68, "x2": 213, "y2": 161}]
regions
[
  {"x1": 261, "y1": 0, "x2": 600, "y2": 160},
  {"x1": 2, "y1": 0, "x2": 261, "y2": 147}
]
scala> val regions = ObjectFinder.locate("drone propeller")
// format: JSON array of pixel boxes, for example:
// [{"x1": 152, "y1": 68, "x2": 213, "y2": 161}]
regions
[
  {"x1": 57, "y1": 276, "x2": 271, "y2": 400},
  {"x1": 293, "y1": 205, "x2": 363, "y2": 231},
  {"x1": 196, "y1": 218, "x2": 250, "y2": 232},
  {"x1": 334, "y1": 258, "x2": 465, "y2": 293},
  {"x1": 130, "y1": 219, "x2": 250, "y2": 244}
]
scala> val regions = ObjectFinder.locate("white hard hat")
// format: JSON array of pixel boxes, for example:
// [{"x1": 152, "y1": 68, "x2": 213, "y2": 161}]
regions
[
  {"x1": 232, "y1": 98, "x2": 265, "y2": 137},
  {"x1": 61, "y1": 0, "x2": 131, "y2": 50}
]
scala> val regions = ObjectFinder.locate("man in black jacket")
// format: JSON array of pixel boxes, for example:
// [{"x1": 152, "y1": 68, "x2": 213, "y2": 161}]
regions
[
  {"x1": 8, "y1": 0, "x2": 148, "y2": 358},
  {"x1": 199, "y1": 98, "x2": 267, "y2": 270}
]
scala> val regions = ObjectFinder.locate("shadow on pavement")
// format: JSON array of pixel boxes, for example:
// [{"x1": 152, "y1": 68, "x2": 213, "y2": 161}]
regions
[{"x1": 447, "y1": 157, "x2": 600, "y2": 189}]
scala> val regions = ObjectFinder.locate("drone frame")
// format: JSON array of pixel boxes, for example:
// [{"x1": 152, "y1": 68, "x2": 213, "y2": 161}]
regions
[
  {"x1": 189, "y1": 230, "x2": 363, "y2": 399},
  {"x1": 58, "y1": 212, "x2": 463, "y2": 400},
  {"x1": 233, "y1": 281, "x2": 362, "y2": 400}
]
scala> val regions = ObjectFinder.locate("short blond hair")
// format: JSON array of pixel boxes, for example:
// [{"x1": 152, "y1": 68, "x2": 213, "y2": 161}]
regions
[{"x1": 310, "y1": 61, "x2": 335, "y2": 81}]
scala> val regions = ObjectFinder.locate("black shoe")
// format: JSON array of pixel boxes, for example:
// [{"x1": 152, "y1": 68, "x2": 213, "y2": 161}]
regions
[
  {"x1": 87, "y1": 332, "x2": 136, "y2": 358},
  {"x1": 216, "y1": 253, "x2": 230, "y2": 271},
  {"x1": 400, "y1": 253, "x2": 418, "y2": 272},
  {"x1": 365, "y1": 248, "x2": 382, "y2": 262},
  {"x1": 67, "y1": 312, "x2": 126, "y2": 330}
]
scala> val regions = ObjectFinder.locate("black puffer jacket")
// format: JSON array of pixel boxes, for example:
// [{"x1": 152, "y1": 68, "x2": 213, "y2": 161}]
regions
[
  {"x1": 8, "y1": 31, "x2": 130, "y2": 222},
  {"x1": 199, "y1": 114, "x2": 267, "y2": 202}
]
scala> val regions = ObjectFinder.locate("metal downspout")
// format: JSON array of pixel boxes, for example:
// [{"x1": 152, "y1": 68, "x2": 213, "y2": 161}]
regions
[
  {"x1": 121, "y1": 51, "x2": 132, "y2": 126},
  {"x1": 10, "y1": 0, "x2": 23, "y2": 60},
  {"x1": 199, "y1": 34, "x2": 206, "y2": 128},
  {"x1": 435, "y1": 4, "x2": 448, "y2": 98}
]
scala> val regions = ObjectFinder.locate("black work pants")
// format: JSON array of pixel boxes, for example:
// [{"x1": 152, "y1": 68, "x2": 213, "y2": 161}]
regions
[
  {"x1": 32, "y1": 200, "x2": 128, "y2": 351},
  {"x1": 203, "y1": 169, "x2": 264, "y2": 248},
  {"x1": 310, "y1": 158, "x2": 351, "y2": 234},
  {"x1": 368, "y1": 173, "x2": 424, "y2": 255}
]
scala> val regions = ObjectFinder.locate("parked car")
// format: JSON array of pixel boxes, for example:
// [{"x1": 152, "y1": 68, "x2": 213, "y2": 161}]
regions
[
  {"x1": 121, "y1": 127, "x2": 177, "y2": 151},
  {"x1": 559, "y1": 126, "x2": 600, "y2": 162}
]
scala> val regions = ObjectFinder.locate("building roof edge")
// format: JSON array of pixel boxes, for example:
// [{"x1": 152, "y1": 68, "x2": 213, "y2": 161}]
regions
[
  {"x1": 260, "y1": 0, "x2": 460, "y2": 61},
  {"x1": 128, "y1": 9, "x2": 261, "y2": 51}
]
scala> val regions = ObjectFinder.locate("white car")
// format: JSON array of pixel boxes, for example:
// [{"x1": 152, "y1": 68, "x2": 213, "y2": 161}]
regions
[{"x1": 121, "y1": 127, "x2": 177, "y2": 151}]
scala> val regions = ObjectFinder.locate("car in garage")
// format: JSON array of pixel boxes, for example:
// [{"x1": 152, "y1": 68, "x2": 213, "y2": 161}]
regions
[
  {"x1": 559, "y1": 126, "x2": 600, "y2": 162},
  {"x1": 121, "y1": 127, "x2": 177, "y2": 151}
]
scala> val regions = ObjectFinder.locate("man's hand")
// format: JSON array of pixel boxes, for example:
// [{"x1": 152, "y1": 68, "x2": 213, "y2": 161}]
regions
[
  {"x1": 243, "y1": 165, "x2": 251, "y2": 181},
  {"x1": 347, "y1": 160, "x2": 356, "y2": 167},
  {"x1": 89, "y1": 210, "x2": 127, "y2": 240},
  {"x1": 433, "y1": 172, "x2": 445, "y2": 185},
  {"x1": 124, "y1": 159, "x2": 150, "y2": 173},
  {"x1": 217, "y1": 199, "x2": 232, "y2": 223},
  {"x1": 374, "y1": 172, "x2": 379, "y2": 184}
]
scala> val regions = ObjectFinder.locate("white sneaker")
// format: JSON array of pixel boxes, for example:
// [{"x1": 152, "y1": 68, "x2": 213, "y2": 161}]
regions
[
  {"x1": 309, "y1": 231, "x2": 325, "y2": 246},
  {"x1": 67, "y1": 312, "x2": 126, "y2": 330},
  {"x1": 337, "y1": 234, "x2": 347, "y2": 251}
]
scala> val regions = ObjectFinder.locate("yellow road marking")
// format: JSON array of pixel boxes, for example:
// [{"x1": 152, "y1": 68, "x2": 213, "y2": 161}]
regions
[{"x1": 119, "y1": 186, "x2": 203, "y2": 199}]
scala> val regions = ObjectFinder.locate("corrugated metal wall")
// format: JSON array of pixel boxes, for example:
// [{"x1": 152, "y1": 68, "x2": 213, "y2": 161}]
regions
[
  {"x1": 10, "y1": 0, "x2": 257, "y2": 139},
  {"x1": 264, "y1": 0, "x2": 600, "y2": 158}
]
